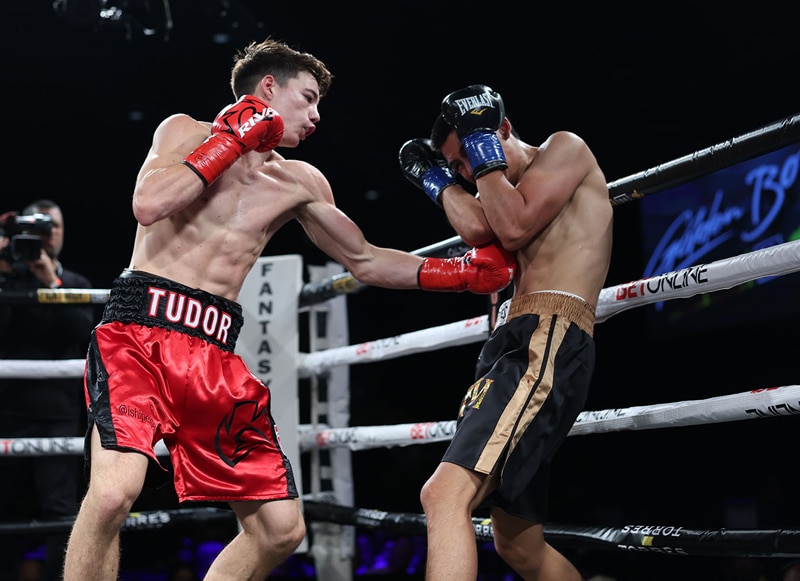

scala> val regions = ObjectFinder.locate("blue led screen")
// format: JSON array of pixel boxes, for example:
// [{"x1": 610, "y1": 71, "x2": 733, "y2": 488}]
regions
[{"x1": 638, "y1": 142, "x2": 800, "y2": 338}]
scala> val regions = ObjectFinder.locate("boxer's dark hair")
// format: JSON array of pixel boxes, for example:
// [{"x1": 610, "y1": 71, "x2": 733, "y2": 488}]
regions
[
  {"x1": 230, "y1": 37, "x2": 333, "y2": 99},
  {"x1": 430, "y1": 113, "x2": 451, "y2": 151}
]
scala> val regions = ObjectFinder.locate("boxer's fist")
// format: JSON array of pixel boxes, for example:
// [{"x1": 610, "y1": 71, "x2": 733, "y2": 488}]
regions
[
  {"x1": 399, "y1": 138, "x2": 457, "y2": 207},
  {"x1": 441, "y1": 85, "x2": 507, "y2": 179},
  {"x1": 418, "y1": 241, "x2": 515, "y2": 294},
  {"x1": 213, "y1": 95, "x2": 284, "y2": 153},
  {"x1": 183, "y1": 95, "x2": 284, "y2": 186},
  {"x1": 442, "y1": 85, "x2": 505, "y2": 137}
]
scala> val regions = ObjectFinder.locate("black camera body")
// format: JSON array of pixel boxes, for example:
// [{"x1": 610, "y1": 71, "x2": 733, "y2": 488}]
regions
[{"x1": 0, "y1": 213, "x2": 54, "y2": 264}]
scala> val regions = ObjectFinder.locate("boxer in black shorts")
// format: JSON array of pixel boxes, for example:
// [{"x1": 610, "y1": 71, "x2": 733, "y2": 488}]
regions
[
  {"x1": 445, "y1": 291, "x2": 596, "y2": 521},
  {"x1": 400, "y1": 84, "x2": 613, "y2": 580}
]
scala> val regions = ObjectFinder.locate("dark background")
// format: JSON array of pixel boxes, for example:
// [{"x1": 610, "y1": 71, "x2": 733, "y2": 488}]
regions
[{"x1": 4, "y1": 1, "x2": 800, "y2": 578}]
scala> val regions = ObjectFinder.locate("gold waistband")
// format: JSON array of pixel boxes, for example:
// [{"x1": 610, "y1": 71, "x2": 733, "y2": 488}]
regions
[{"x1": 504, "y1": 291, "x2": 595, "y2": 337}]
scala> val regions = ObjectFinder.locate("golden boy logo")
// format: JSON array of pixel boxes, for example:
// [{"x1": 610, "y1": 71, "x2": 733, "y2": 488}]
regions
[{"x1": 458, "y1": 377, "x2": 494, "y2": 418}]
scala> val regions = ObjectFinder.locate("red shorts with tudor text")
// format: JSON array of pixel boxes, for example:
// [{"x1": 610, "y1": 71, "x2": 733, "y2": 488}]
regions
[{"x1": 83, "y1": 269, "x2": 298, "y2": 503}]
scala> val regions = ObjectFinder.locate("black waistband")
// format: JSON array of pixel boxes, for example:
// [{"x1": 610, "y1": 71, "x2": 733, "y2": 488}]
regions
[{"x1": 102, "y1": 269, "x2": 243, "y2": 351}]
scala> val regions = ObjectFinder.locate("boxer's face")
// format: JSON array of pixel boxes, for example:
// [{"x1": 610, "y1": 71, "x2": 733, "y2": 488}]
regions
[
  {"x1": 440, "y1": 131, "x2": 475, "y2": 184},
  {"x1": 263, "y1": 72, "x2": 320, "y2": 148}
]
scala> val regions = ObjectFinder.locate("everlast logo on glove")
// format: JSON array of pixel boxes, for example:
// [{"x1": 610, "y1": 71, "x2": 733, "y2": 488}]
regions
[
  {"x1": 441, "y1": 85, "x2": 508, "y2": 179},
  {"x1": 452, "y1": 93, "x2": 496, "y2": 115}
]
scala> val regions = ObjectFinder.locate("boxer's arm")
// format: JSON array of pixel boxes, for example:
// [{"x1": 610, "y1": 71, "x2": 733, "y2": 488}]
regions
[
  {"x1": 132, "y1": 97, "x2": 284, "y2": 226},
  {"x1": 298, "y1": 203, "x2": 513, "y2": 293},
  {"x1": 132, "y1": 114, "x2": 215, "y2": 226},
  {"x1": 282, "y1": 163, "x2": 415, "y2": 289},
  {"x1": 305, "y1": 206, "x2": 513, "y2": 294},
  {"x1": 294, "y1": 164, "x2": 515, "y2": 293}
]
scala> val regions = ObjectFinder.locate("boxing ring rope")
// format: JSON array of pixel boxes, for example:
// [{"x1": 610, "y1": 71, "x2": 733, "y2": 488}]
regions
[
  {"x1": 300, "y1": 501, "x2": 800, "y2": 559},
  {"x1": 297, "y1": 238, "x2": 800, "y2": 377},
  {"x1": 4, "y1": 502, "x2": 800, "y2": 560},
  {"x1": 0, "y1": 507, "x2": 233, "y2": 536},
  {"x1": 296, "y1": 384, "x2": 800, "y2": 452},
  {"x1": 6, "y1": 382, "x2": 797, "y2": 458},
  {"x1": 1, "y1": 112, "x2": 800, "y2": 573},
  {"x1": 605, "y1": 112, "x2": 800, "y2": 206},
  {"x1": 6, "y1": 236, "x2": 800, "y2": 382}
]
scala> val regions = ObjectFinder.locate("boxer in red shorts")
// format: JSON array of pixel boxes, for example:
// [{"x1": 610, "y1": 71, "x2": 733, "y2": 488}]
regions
[
  {"x1": 85, "y1": 269, "x2": 297, "y2": 502},
  {"x1": 64, "y1": 40, "x2": 515, "y2": 580}
]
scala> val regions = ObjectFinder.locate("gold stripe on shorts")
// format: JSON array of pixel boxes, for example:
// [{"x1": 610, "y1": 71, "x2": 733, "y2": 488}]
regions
[{"x1": 474, "y1": 291, "x2": 593, "y2": 474}]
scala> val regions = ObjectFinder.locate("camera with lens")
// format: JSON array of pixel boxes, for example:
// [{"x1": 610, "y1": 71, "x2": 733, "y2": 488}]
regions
[{"x1": 0, "y1": 212, "x2": 54, "y2": 265}]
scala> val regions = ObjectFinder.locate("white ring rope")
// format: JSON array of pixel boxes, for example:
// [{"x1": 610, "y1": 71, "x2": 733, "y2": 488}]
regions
[
  {"x1": 2, "y1": 238, "x2": 799, "y2": 380},
  {"x1": 0, "y1": 437, "x2": 169, "y2": 458},
  {"x1": 5, "y1": 385, "x2": 797, "y2": 457},
  {"x1": 305, "y1": 238, "x2": 800, "y2": 376},
  {"x1": 299, "y1": 316, "x2": 489, "y2": 379},
  {"x1": 296, "y1": 385, "x2": 800, "y2": 451},
  {"x1": 0, "y1": 357, "x2": 85, "y2": 379},
  {"x1": 595, "y1": 237, "x2": 800, "y2": 323}
]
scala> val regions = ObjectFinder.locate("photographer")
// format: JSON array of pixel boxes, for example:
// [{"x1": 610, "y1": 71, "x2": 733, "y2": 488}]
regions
[{"x1": 0, "y1": 200, "x2": 96, "y2": 581}]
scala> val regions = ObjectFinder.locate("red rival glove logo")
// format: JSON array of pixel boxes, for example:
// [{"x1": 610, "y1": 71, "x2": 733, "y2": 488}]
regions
[
  {"x1": 182, "y1": 95, "x2": 284, "y2": 186},
  {"x1": 214, "y1": 95, "x2": 284, "y2": 153}
]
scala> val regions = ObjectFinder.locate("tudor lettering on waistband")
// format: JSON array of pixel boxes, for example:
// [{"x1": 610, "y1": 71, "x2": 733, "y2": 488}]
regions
[{"x1": 146, "y1": 286, "x2": 233, "y2": 346}]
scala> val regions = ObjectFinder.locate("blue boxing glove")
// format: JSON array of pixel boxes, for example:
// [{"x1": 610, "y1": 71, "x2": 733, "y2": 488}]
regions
[
  {"x1": 398, "y1": 138, "x2": 457, "y2": 207},
  {"x1": 441, "y1": 84, "x2": 508, "y2": 179}
]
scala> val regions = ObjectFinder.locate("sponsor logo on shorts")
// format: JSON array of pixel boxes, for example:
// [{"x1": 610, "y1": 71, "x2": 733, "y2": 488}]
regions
[{"x1": 459, "y1": 377, "x2": 493, "y2": 417}]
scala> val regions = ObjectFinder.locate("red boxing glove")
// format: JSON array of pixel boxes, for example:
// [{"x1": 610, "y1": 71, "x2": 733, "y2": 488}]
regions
[
  {"x1": 182, "y1": 95, "x2": 284, "y2": 186},
  {"x1": 418, "y1": 242, "x2": 516, "y2": 294}
]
